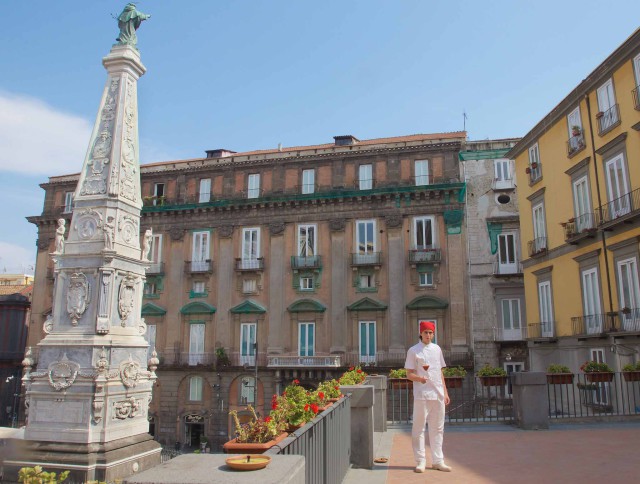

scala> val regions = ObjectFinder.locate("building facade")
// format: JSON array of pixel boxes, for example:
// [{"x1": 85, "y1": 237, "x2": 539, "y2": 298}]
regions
[
  {"x1": 508, "y1": 28, "x2": 640, "y2": 373},
  {"x1": 28, "y1": 132, "x2": 471, "y2": 449},
  {"x1": 459, "y1": 139, "x2": 526, "y2": 378}
]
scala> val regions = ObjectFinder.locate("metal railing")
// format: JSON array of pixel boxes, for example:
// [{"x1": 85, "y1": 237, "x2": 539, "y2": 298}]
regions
[
  {"x1": 528, "y1": 162, "x2": 542, "y2": 184},
  {"x1": 235, "y1": 257, "x2": 265, "y2": 270},
  {"x1": 566, "y1": 133, "x2": 586, "y2": 157},
  {"x1": 408, "y1": 248, "x2": 441, "y2": 264},
  {"x1": 387, "y1": 375, "x2": 514, "y2": 425},
  {"x1": 266, "y1": 395, "x2": 351, "y2": 484},
  {"x1": 527, "y1": 321, "x2": 556, "y2": 339},
  {"x1": 231, "y1": 352, "x2": 268, "y2": 367},
  {"x1": 633, "y1": 86, "x2": 640, "y2": 110},
  {"x1": 186, "y1": 260, "x2": 212, "y2": 273},
  {"x1": 493, "y1": 258, "x2": 523, "y2": 275},
  {"x1": 267, "y1": 355, "x2": 341, "y2": 368},
  {"x1": 491, "y1": 177, "x2": 515, "y2": 191},
  {"x1": 596, "y1": 103, "x2": 620, "y2": 135},
  {"x1": 160, "y1": 447, "x2": 182, "y2": 463},
  {"x1": 197, "y1": 192, "x2": 212, "y2": 203},
  {"x1": 146, "y1": 262, "x2": 165, "y2": 275},
  {"x1": 547, "y1": 372, "x2": 640, "y2": 418},
  {"x1": 351, "y1": 252, "x2": 382, "y2": 266},
  {"x1": 527, "y1": 237, "x2": 547, "y2": 257},
  {"x1": 595, "y1": 187, "x2": 640, "y2": 227},
  {"x1": 571, "y1": 314, "x2": 609, "y2": 335},
  {"x1": 494, "y1": 326, "x2": 527, "y2": 341},
  {"x1": 617, "y1": 307, "x2": 640, "y2": 332},
  {"x1": 175, "y1": 352, "x2": 216, "y2": 366},
  {"x1": 562, "y1": 213, "x2": 597, "y2": 242},
  {"x1": 291, "y1": 255, "x2": 322, "y2": 269}
]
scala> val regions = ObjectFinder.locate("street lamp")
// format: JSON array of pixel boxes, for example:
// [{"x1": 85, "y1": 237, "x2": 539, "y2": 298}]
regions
[{"x1": 5, "y1": 375, "x2": 20, "y2": 428}]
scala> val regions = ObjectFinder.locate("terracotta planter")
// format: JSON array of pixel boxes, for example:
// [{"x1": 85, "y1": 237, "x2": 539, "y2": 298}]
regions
[
  {"x1": 327, "y1": 396, "x2": 343, "y2": 403},
  {"x1": 444, "y1": 376, "x2": 464, "y2": 388},
  {"x1": 389, "y1": 378, "x2": 412, "y2": 389},
  {"x1": 286, "y1": 422, "x2": 305, "y2": 433},
  {"x1": 622, "y1": 371, "x2": 640, "y2": 382},
  {"x1": 479, "y1": 376, "x2": 508, "y2": 387},
  {"x1": 223, "y1": 432, "x2": 288, "y2": 454},
  {"x1": 546, "y1": 373, "x2": 574, "y2": 385},
  {"x1": 317, "y1": 401, "x2": 333, "y2": 413},
  {"x1": 585, "y1": 372, "x2": 614, "y2": 383}
]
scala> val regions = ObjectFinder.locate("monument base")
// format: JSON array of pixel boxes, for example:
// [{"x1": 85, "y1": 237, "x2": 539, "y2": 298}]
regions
[{"x1": 3, "y1": 433, "x2": 161, "y2": 483}]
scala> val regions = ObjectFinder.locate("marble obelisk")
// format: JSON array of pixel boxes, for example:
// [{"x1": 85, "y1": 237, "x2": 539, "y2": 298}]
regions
[{"x1": 6, "y1": 5, "x2": 160, "y2": 482}]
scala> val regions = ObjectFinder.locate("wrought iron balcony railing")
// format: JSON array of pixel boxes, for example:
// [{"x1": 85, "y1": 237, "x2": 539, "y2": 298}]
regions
[
  {"x1": 618, "y1": 307, "x2": 640, "y2": 332},
  {"x1": 492, "y1": 258, "x2": 523, "y2": 275},
  {"x1": 494, "y1": 326, "x2": 527, "y2": 341},
  {"x1": 566, "y1": 133, "x2": 586, "y2": 157},
  {"x1": 492, "y1": 177, "x2": 515, "y2": 191},
  {"x1": 595, "y1": 187, "x2": 640, "y2": 227},
  {"x1": 633, "y1": 85, "x2": 640, "y2": 110},
  {"x1": 596, "y1": 103, "x2": 620, "y2": 135},
  {"x1": 408, "y1": 248, "x2": 441, "y2": 264},
  {"x1": 146, "y1": 262, "x2": 165, "y2": 275},
  {"x1": 562, "y1": 213, "x2": 597, "y2": 243},
  {"x1": 186, "y1": 260, "x2": 212, "y2": 273},
  {"x1": 291, "y1": 255, "x2": 322, "y2": 270},
  {"x1": 527, "y1": 162, "x2": 542, "y2": 184},
  {"x1": 176, "y1": 352, "x2": 216, "y2": 366},
  {"x1": 351, "y1": 252, "x2": 382, "y2": 266},
  {"x1": 526, "y1": 321, "x2": 556, "y2": 339},
  {"x1": 267, "y1": 355, "x2": 341, "y2": 368},
  {"x1": 527, "y1": 237, "x2": 547, "y2": 257},
  {"x1": 235, "y1": 257, "x2": 265, "y2": 271},
  {"x1": 571, "y1": 314, "x2": 607, "y2": 336}
]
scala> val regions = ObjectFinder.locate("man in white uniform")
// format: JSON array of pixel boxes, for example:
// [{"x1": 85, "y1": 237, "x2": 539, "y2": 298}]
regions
[{"x1": 404, "y1": 321, "x2": 452, "y2": 473}]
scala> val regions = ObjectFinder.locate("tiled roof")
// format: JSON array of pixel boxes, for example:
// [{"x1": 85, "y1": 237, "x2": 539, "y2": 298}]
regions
[{"x1": 0, "y1": 285, "x2": 28, "y2": 296}]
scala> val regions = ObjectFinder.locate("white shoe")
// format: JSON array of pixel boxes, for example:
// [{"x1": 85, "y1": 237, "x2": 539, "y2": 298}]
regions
[
  {"x1": 432, "y1": 462, "x2": 452, "y2": 472},
  {"x1": 414, "y1": 461, "x2": 426, "y2": 473}
]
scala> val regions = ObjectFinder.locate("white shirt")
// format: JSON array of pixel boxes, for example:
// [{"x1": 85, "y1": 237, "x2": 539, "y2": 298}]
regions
[{"x1": 404, "y1": 341, "x2": 446, "y2": 400}]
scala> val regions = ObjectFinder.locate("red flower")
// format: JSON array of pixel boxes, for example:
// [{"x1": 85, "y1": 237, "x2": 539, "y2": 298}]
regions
[
  {"x1": 334, "y1": 386, "x2": 339, "y2": 391},
  {"x1": 356, "y1": 369, "x2": 362, "y2": 374},
  {"x1": 349, "y1": 367, "x2": 354, "y2": 371},
  {"x1": 265, "y1": 416, "x2": 272, "y2": 423},
  {"x1": 318, "y1": 391, "x2": 325, "y2": 400},
  {"x1": 304, "y1": 404, "x2": 310, "y2": 412},
  {"x1": 283, "y1": 391, "x2": 287, "y2": 397},
  {"x1": 311, "y1": 403, "x2": 319, "y2": 414},
  {"x1": 293, "y1": 379, "x2": 300, "y2": 385}
]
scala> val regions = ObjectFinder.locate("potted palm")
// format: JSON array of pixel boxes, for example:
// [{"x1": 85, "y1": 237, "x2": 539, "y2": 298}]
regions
[
  {"x1": 546, "y1": 364, "x2": 574, "y2": 384},
  {"x1": 442, "y1": 366, "x2": 466, "y2": 388},
  {"x1": 477, "y1": 365, "x2": 508, "y2": 387},
  {"x1": 580, "y1": 360, "x2": 614, "y2": 383},
  {"x1": 388, "y1": 368, "x2": 411, "y2": 389},
  {"x1": 621, "y1": 362, "x2": 640, "y2": 382},
  {"x1": 224, "y1": 405, "x2": 288, "y2": 454}
]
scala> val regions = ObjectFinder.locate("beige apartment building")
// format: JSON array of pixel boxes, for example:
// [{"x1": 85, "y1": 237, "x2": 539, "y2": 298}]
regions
[{"x1": 28, "y1": 132, "x2": 470, "y2": 450}]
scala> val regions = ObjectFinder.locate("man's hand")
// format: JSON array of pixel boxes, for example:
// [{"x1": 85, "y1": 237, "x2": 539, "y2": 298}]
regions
[{"x1": 444, "y1": 394, "x2": 451, "y2": 405}]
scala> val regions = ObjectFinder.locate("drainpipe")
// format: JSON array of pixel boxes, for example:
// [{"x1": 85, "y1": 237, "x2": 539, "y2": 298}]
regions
[
  {"x1": 585, "y1": 95, "x2": 615, "y2": 322},
  {"x1": 461, "y1": 160, "x2": 476, "y2": 362}
]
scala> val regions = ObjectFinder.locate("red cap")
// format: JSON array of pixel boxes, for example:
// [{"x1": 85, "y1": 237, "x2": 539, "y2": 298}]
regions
[{"x1": 419, "y1": 321, "x2": 435, "y2": 333}]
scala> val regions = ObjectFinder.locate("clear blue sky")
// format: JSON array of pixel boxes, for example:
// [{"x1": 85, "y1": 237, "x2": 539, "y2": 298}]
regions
[{"x1": 1, "y1": 1, "x2": 639, "y2": 274}]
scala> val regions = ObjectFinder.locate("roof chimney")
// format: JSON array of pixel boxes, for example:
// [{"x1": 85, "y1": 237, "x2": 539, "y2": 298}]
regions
[
  {"x1": 205, "y1": 149, "x2": 237, "y2": 159},
  {"x1": 333, "y1": 135, "x2": 359, "y2": 146}
]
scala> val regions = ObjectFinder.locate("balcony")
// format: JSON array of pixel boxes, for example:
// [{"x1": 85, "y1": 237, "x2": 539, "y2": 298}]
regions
[
  {"x1": 351, "y1": 252, "x2": 382, "y2": 267},
  {"x1": 526, "y1": 321, "x2": 556, "y2": 339},
  {"x1": 176, "y1": 352, "x2": 216, "y2": 366},
  {"x1": 492, "y1": 177, "x2": 515, "y2": 191},
  {"x1": 231, "y1": 352, "x2": 268, "y2": 367},
  {"x1": 571, "y1": 314, "x2": 608, "y2": 336},
  {"x1": 267, "y1": 355, "x2": 341, "y2": 368},
  {"x1": 235, "y1": 257, "x2": 265, "y2": 271},
  {"x1": 596, "y1": 187, "x2": 640, "y2": 229},
  {"x1": 566, "y1": 133, "x2": 586, "y2": 158},
  {"x1": 186, "y1": 260, "x2": 213, "y2": 274},
  {"x1": 493, "y1": 258, "x2": 523, "y2": 276},
  {"x1": 245, "y1": 188, "x2": 264, "y2": 199},
  {"x1": 596, "y1": 104, "x2": 620, "y2": 136},
  {"x1": 617, "y1": 307, "x2": 640, "y2": 333},
  {"x1": 633, "y1": 85, "x2": 640, "y2": 110},
  {"x1": 494, "y1": 326, "x2": 527, "y2": 341},
  {"x1": 291, "y1": 255, "x2": 322, "y2": 270},
  {"x1": 143, "y1": 196, "x2": 167, "y2": 207},
  {"x1": 562, "y1": 213, "x2": 597, "y2": 244},
  {"x1": 408, "y1": 248, "x2": 441, "y2": 264},
  {"x1": 527, "y1": 237, "x2": 547, "y2": 258},
  {"x1": 146, "y1": 262, "x2": 165, "y2": 275},
  {"x1": 526, "y1": 162, "x2": 542, "y2": 185}
]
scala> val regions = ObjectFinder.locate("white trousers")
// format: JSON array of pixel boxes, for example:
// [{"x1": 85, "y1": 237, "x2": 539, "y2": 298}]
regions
[{"x1": 411, "y1": 398, "x2": 445, "y2": 465}]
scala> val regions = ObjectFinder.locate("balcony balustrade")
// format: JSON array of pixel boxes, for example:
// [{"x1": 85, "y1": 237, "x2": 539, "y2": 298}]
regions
[
  {"x1": 493, "y1": 258, "x2": 523, "y2": 275},
  {"x1": 351, "y1": 252, "x2": 382, "y2": 266},
  {"x1": 596, "y1": 103, "x2": 620, "y2": 135},
  {"x1": 617, "y1": 307, "x2": 640, "y2": 332},
  {"x1": 267, "y1": 354, "x2": 341, "y2": 368},
  {"x1": 527, "y1": 162, "x2": 542, "y2": 184},
  {"x1": 235, "y1": 257, "x2": 265, "y2": 271},
  {"x1": 186, "y1": 259, "x2": 212, "y2": 273},
  {"x1": 526, "y1": 321, "x2": 556, "y2": 339},
  {"x1": 571, "y1": 314, "x2": 608, "y2": 336},
  {"x1": 176, "y1": 352, "x2": 216, "y2": 366},
  {"x1": 231, "y1": 352, "x2": 267, "y2": 367},
  {"x1": 595, "y1": 187, "x2": 640, "y2": 228},
  {"x1": 633, "y1": 85, "x2": 640, "y2": 110},
  {"x1": 527, "y1": 237, "x2": 547, "y2": 257},
  {"x1": 494, "y1": 326, "x2": 527, "y2": 341},
  {"x1": 146, "y1": 261, "x2": 165, "y2": 275},
  {"x1": 408, "y1": 248, "x2": 441, "y2": 264},
  {"x1": 492, "y1": 176, "x2": 515, "y2": 191},
  {"x1": 566, "y1": 133, "x2": 586, "y2": 157},
  {"x1": 291, "y1": 255, "x2": 322, "y2": 270},
  {"x1": 562, "y1": 213, "x2": 597, "y2": 243}
]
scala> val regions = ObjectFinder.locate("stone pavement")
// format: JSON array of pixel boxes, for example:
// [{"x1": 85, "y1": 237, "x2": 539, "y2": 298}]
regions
[{"x1": 344, "y1": 421, "x2": 640, "y2": 484}]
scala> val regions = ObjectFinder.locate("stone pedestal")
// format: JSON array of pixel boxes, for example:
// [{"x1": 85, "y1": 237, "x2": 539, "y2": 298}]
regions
[
  {"x1": 512, "y1": 372, "x2": 549, "y2": 430},
  {"x1": 365, "y1": 375, "x2": 387, "y2": 432},
  {"x1": 340, "y1": 384, "x2": 374, "y2": 469}
]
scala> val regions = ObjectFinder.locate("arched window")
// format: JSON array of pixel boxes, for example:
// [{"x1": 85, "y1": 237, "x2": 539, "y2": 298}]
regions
[{"x1": 239, "y1": 376, "x2": 255, "y2": 405}]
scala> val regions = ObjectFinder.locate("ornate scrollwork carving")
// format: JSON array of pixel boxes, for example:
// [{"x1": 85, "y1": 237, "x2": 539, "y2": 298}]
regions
[
  {"x1": 74, "y1": 209, "x2": 104, "y2": 240},
  {"x1": 269, "y1": 222, "x2": 285, "y2": 236},
  {"x1": 113, "y1": 396, "x2": 142, "y2": 420},
  {"x1": 169, "y1": 226, "x2": 185, "y2": 241},
  {"x1": 329, "y1": 219, "x2": 346, "y2": 231},
  {"x1": 93, "y1": 400, "x2": 104, "y2": 424},
  {"x1": 217, "y1": 225, "x2": 233, "y2": 238},
  {"x1": 67, "y1": 272, "x2": 90, "y2": 326},
  {"x1": 118, "y1": 273, "x2": 137, "y2": 325},
  {"x1": 119, "y1": 355, "x2": 141, "y2": 388},
  {"x1": 48, "y1": 354, "x2": 80, "y2": 391},
  {"x1": 385, "y1": 213, "x2": 403, "y2": 229},
  {"x1": 43, "y1": 315, "x2": 53, "y2": 334},
  {"x1": 118, "y1": 214, "x2": 138, "y2": 246}
]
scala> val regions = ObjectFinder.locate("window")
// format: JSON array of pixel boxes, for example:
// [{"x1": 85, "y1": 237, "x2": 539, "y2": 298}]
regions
[
  {"x1": 501, "y1": 299, "x2": 522, "y2": 340},
  {"x1": 532, "y1": 203, "x2": 547, "y2": 253},
  {"x1": 528, "y1": 144, "x2": 542, "y2": 182},
  {"x1": 302, "y1": 169, "x2": 315, "y2": 194},
  {"x1": 191, "y1": 231, "x2": 210, "y2": 272},
  {"x1": 497, "y1": 233, "x2": 517, "y2": 274},
  {"x1": 359, "y1": 321, "x2": 376, "y2": 363},
  {"x1": 604, "y1": 153, "x2": 630, "y2": 219},
  {"x1": 360, "y1": 274, "x2": 375, "y2": 289},
  {"x1": 538, "y1": 280, "x2": 554, "y2": 337},
  {"x1": 300, "y1": 276, "x2": 314, "y2": 291},
  {"x1": 192, "y1": 281, "x2": 206, "y2": 295},
  {"x1": 240, "y1": 323, "x2": 257, "y2": 366},
  {"x1": 144, "y1": 280, "x2": 157, "y2": 296},
  {"x1": 573, "y1": 176, "x2": 593, "y2": 232},
  {"x1": 199, "y1": 178, "x2": 211, "y2": 203},
  {"x1": 189, "y1": 323, "x2": 205, "y2": 365},
  {"x1": 241, "y1": 228, "x2": 260, "y2": 269},
  {"x1": 189, "y1": 376, "x2": 203, "y2": 401},
  {"x1": 63, "y1": 192, "x2": 74, "y2": 213},
  {"x1": 596, "y1": 78, "x2": 618, "y2": 132},
  {"x1": 242, "y1": 279, "x2": 257, "y2": 294},
  {"x1": 582, "y1": 268, "x2": 602, "y2": 334},
  {"x1": 494, "y1": 159, "x2": 512, "y2": 189},
  {"x1": 567, "y1": 107, "x2": 584, "y2": 153},
  {"x1": 359, "y1": 164, "x2": 373, "y2": 190},
  {"x1": 418, "y1": 272, "x2": 433, "y2": 287},
  {"x1": 145, "y1": 324, "x2": 157, "y2": 359},
  {"x1": 149, "y1": 234, "x2": 162, "y2": 272},
  {"x1": 617, "y1": 257, "x2": 640, "y2": 331},
  {"x1": 239, "y1": 376, "x2": 255, "y2": 405},
  {"x1": 297, "y1": 224, "x2": 316, "y2": 257},
  {"x1": 504, "y1": 362, "x2": 524, "y2": 396},
  {"x1": 413, "y1": 216, "x2": 435, "y2": 249},
  {"x1": 634, "y1": 53, "x2": 640, "y2": 87},
  {"x1": 415, "y1": 160, "x2": 429, "y2": 186},
  {"x1": 299, "y1": 322, "x2": 315, "y2": 357},
  {"x1": 153, "y1": 183, "x2": 165, "y2": 205},
  {"x1": 355, "y1": 220, "x2": 376, "y2": 264},
  {"x1": 247, "y1": 173, "x2": 260, "y2": 199}
]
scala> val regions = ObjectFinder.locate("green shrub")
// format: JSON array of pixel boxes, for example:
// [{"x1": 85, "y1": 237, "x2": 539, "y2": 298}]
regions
[
  {"x1": 622, "y1": 361, "x2": 640, "y2": 371},
  {"x1": 476, "y1": 365, "x2": 507, "y2": 377},
  {"x1": 443, "y1": 366, "x2": 467, "y2": 377},
  {"x1": 18, "y1": 466, "x2": 70, "y2": 484},
  {"x1": 580, "y1": 361, "x2": 613, "y2": 373},
  {"x1": 547, "y1": 364, "x2": 571, "y2": 374},
  {"x1": 389, "y1": 368, "x2": 407, "y2": 379}
]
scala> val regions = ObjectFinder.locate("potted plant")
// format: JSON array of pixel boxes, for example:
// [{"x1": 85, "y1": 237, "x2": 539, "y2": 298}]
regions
[
  {"x1": 546, "y1": 364, "x2": 574, "y2": 384},
  {"x1": 531, "y1": 162, "x2": 538, "y2": 169},
  {"x1": 525, "y1": 167, "x2": 531, "y2": 174},
  {"x1": 442, "y1": 366, "x2": 466, "y2": 388},
  {"x1": 339, "y1": 366, "x2": 366, "y2": 385},
  {"x1": 477, "y1": 365, "x2": 508, "y2": 386},
  {"x1": 215, "y1": 347, "x2": 231, "y2": 368},
  {"x1": 388, "y1": 368, "x2": 411, "y2": 389},
  {"x1": 571, "y1": 125, "x2": 582, "y2": 137},
  {"x1": 621, "y1": 362, "x2": 640, "y2": 382},
  {"x1": 580, "y1": 360, "x2": 614, "y2": 383},
  {"x1": 224, "y1": 405, "x2": 288, "y2": 454},
  {"x1": 318, "y1": 379, "x2": 343, "y2": 402},
  {"x1": 272, "y1": 380, "x2": 312, "y2": 431}
]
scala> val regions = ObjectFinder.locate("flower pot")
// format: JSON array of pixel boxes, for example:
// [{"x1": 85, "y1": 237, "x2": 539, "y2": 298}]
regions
[
  {"x1": 585, "y1": 372, "x2": 614, "y2": 383},
  {"x1": 546, "y1": 373, "x2": 574, "y2": 385},
  {"x1": 223, "y1": 432, "x2": 288, "y2": 455},
  {"x1": 327, "y1": 395, "x2": 344, "y2": 403},
  {"x1": 479, "y1": 376, "x2": 508, "y2": 387},
  {"x1": 444, "y1": 376, "x2": 464, "y2": 388},
  {"x1": 286, "y1": 422, "x2": 305, "y2": 433},
  {"x1": 389, "y1": 378, "x2": 412, "y2": 390},
  {"x1": 317, "y1": 402, "x2": 333, "y2": 412},
  {"x1": 622, "y1": 371, "x2": 640, "y2": 382}
]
